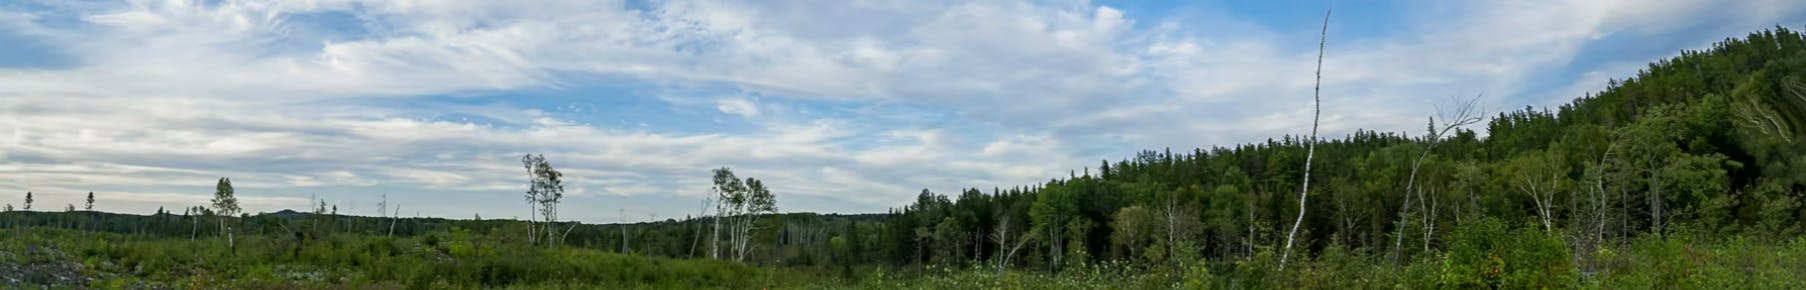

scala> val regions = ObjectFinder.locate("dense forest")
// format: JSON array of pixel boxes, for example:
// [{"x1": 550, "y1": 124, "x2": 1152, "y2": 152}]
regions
[{"x1": 5, "y1": 27, "x2": 1806, "y2": 289}]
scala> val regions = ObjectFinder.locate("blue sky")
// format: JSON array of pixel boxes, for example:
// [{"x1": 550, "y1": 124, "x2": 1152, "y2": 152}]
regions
[{"x1": 2, "y1": 0, "x2": 1803, "y2": 223}]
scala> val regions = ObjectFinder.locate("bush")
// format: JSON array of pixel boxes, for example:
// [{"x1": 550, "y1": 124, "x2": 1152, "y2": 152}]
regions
[{"x1": 1441, "y1": 217, "x2": 1576, "y2": 288}]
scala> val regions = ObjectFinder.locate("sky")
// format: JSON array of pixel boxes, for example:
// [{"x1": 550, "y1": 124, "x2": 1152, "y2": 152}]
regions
[{"x1": 2, "y1": 0, "x2": 1804, "y2": 223}]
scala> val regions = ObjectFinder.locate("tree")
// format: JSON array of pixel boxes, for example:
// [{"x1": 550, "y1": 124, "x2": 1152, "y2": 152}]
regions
[
  {"x1": 993, "y1": 206, "x2": 1033, "y2": 275},
  {"x1": 1505, "y1": 151, "x2": 1565, "y2": 231},
  {"x1": 1159, "y1": 185, "x2": 1204, "y2": 272},
  {"x1": 390, "y1": 202, "x2": 402, "y2": 237},
  {"x1": 1280, "y1": 8, "x2": 1331, "y2": 271},
  {"x1": 84, "y1": 192, "x2": 96, "y2": 234},
  {"x1": 313, "y1": 196, "x2": 331, "y2": 237},
  {"x1": 522, "y1": 154, "x2": 565, "y2": 246},
  {"x1": 932, "y1": 216, "x2": 964, "y2": 265},
  {"x1": 1393, "y1": 96, "x2": 1485, "y2": 264},
  {"x1": 186, "y1": 206, "x2": 199, "y2": 240},
  {"x1": 212, "y1": 178, "x2": 241, "y2": 250},
  {"x1": 691, "y1": 197, "x2": 713, "y2": 258},
  {"x1": 1031, "y1": 183, "x2": 1081, "y2": 270},
  {"x1": 1110, "y1": 205, "x2": 1157, "y2": 261},
  {"x1": 954, "y1": 188, "x2": 993, "y2": 263},
  {"x1": 377, "y1": 194, "x2": 402, "y2": 237},
  {"x1": 731, "y1": 177, "x2": 777, "y2": 262},
  {"x1": 710, "y1": 167, "x2": 744, "y2": 259},
  {"x1": 23, "y1": 192, "x2": 31, "y2": 211}
]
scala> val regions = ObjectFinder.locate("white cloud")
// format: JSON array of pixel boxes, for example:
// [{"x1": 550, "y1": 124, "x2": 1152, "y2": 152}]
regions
[{"x1": 716, "y1": 98, "x2": 760, "y2": 118}]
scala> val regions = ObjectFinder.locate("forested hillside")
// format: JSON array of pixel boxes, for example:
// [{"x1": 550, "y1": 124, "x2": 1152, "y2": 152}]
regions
[
  {"x1": 881, "y1": 26, "x2": 1806, "y2": 268},
  {"x1": 5, "y1": 28, "x2": 1806, "y2": 289}
]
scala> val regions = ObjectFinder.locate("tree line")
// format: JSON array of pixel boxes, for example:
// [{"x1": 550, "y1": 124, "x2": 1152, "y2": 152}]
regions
[{"x1": 871, "y1": 26, "x2": 1806, "y2": 277}]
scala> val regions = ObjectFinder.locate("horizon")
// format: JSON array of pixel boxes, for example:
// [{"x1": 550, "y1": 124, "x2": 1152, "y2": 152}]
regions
[{"x1": 5, "y1": 0, "x2": 1806, "y2": 223}]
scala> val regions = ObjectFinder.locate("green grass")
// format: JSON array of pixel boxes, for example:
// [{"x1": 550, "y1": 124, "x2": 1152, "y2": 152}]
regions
[
  {"x1": 1, "y1": 227, "x2": 820, "y2": 289},
  {"x1": 5, "y1": 224, "x2": 1805, "y2": 289}
]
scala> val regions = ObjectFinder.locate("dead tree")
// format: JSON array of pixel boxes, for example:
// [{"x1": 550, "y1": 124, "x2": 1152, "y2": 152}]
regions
[
  {"x1": 1392, "y1": 95, "x2": 1484, "y2": 264},
  {"x1": 992, "y1": 216, "x2": 1033, "y2": 276},
  {"x1": 1279, "y1": 9, "x2": 1331, "y2": 271}
]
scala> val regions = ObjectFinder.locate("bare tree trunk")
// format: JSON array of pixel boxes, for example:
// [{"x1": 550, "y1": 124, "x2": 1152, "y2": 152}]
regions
[
  {"x1": 974, "y1": 229, "x2": 984, "y2": 264},
  {"x1": 735, "y1": 215, "x2": 745, "y2": 261},
  {"x1": 1165, "y1": 196, "x2": 1180, "y2": 273},
  {"x1": 1335, "y1": 192, "x2": 1351, "y2": 246},
  {"x1": 560, "y1": 221, "x2": 579, "y2": 247},
  {"x1": 543, "y1": 205, "x2": 557, "y2": 247},
  {"x1": 1048, "y1": 224, "x2": 1063, "y2": 269},
  {"x1": 221, "y1": 215, "x2": 234, "y2": 250},
  {"x1": 1393, "y1": 184, "x2": 1414, "y2": 265},
  {"x1": 993, "y1": 218, "x2": 1031, "y2": 276},
  {"x1": 1423, "y1": 187, "x2": 1437, "y2": 251},
  {"x1": 389, "y1": 203, "x2": 400, "y2": 237},
  {"x1": 1279, "y1": 9, "x2": 1331, "y2": 272},
  {"x1": 994, "y1": 218, "x2": 1010, "y2": 275},
  {"x1": 1518, "y1": 171, "x2": 1557, "y2": 231},
  {"x1": 735, "y1": 214, "x2": 757, "y2": 262},
  {"x1": 711, "y1": 203, "x2": 723, "y2": 260},
  {"x1": 1247, "y1": 199, "x2": 1256, "y2": 258},
  {"x1": 691, "y1": 198, "x2": 710, "y2": 258}
]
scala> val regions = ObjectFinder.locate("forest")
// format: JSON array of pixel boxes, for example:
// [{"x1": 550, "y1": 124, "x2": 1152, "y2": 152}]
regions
[{"x1": 5, "y1": 27, "x2": 1806, "y2": 289}]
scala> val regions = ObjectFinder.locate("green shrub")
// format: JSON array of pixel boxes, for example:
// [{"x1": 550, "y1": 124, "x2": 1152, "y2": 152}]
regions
[{"x1": 1441, "y1": 217, "x2": 1576, "y2": 289}]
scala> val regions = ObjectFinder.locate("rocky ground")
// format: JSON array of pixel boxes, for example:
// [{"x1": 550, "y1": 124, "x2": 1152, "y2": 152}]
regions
[{"x1": 0, "y1": 244, "x2": 127, "y2": 289}]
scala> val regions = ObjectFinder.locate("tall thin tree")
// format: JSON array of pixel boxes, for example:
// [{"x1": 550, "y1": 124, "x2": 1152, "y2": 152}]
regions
[
  {"x1": 710, "y1": 167, "x2": 744, "y2": 260},
  {"x1": 1280, "y1": 9, "x2": 1330, "y2": 271},
  {"x1": 84, "y1": 192, "x2": 95, "y2": 236},
  {"x1": 212, "y1": 178, "x2": 240, "y2": 251}
]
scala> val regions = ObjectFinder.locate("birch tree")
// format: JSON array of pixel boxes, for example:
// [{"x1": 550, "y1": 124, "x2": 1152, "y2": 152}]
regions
[
  {"x1": 733, "y1": 177, "x2": 777, "y2": 262},
  {"x1": 522, "y1": 154, "x2": 565, "y2": 247},
  {"x1": 1393, "y1": 96, "x2": 1484, "y2": 263},
  {"x1": 710, "y1": 167, "x2": 745, "y2": 260},
  {"x1": 1279, "y1": 9, "x2": 1330, "y2": 271},
  {"x1": 211, "y1": 178, "x2": 240, "y2": 250},
  {"x1": 1506, "y1": 151, "x2": 1564, "y2": 231},
  {"x1": 993, "y1": 216, "x2": 1034, "y2": 274}
]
